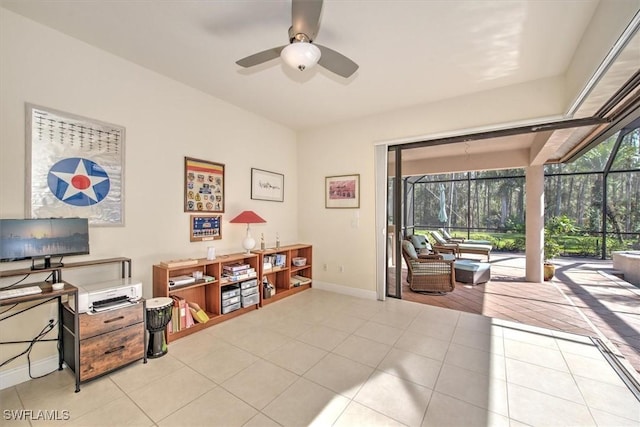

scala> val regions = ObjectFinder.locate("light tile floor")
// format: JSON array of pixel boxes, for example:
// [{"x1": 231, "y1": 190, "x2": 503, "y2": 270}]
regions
[
  {"x1": 1, "y1": 288, "x2": 639, "y2": 426},
  {"x1": 399, "y1": 253, "x2": 640, "y2": 372}
]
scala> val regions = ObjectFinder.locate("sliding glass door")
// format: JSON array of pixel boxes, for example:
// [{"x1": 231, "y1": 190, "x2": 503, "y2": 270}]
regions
[{"x1": 386, "y1": 148, "x2": 402, "y2": 298}]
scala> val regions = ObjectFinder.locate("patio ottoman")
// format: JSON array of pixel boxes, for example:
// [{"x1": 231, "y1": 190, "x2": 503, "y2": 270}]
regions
[{"x1": 454, "y1": 260, "x2": 491, "y2": 285}]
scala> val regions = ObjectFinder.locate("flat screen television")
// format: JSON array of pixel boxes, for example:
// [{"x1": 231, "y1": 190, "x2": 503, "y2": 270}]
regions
[{"x1": 0, "y1": 218, "x2": 89, "y2": 269}]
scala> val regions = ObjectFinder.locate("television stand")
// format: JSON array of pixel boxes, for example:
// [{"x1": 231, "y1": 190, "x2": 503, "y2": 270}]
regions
[
  {"x1": 31, "y1": 257, "x2": 64, "y2": 271},
  {"x1": 0, "y1": 257, "x2": 133, "y2": 392}
]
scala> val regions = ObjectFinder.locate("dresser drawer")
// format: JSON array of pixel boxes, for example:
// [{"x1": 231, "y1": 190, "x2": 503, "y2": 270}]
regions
[
  {"x1": 79, "y1": 323, "x2": 144, "y2": 381},
  {"x1": 79, "y1": 303, "x2": 144, "y2": 339}
]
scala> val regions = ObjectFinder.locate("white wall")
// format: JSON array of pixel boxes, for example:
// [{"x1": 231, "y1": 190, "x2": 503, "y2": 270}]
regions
[
  {"x1": 1, "y1": 1, "x2": 634, "y2": 385},
  {"x1": 297, "y1": 1, "x2": 637, "y2": 294},
  {"x1": 0, "y1": 9, "x2": 297, "y2": 378},
  {"x1": 298, "y1": 77, "x2": 567, "y2": 292}
]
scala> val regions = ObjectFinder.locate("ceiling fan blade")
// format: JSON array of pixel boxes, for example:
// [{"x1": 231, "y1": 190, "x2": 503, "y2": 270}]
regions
[
  {"x1": 236, "y1": 46, "x2": 286, "y2": 68},
  {"x1": 292, "y1": 0, "x2": 323, "y2": 40},
  {"x1": 316, "y1": 44, "x2": 358, "y2": 78}
]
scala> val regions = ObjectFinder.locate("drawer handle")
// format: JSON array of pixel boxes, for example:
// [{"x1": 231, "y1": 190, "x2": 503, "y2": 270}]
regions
[
  {"x1": 103, "y1": 316, "x2": 125, "y2": 324},
  {"x1": 104, "y1": 345, "x2": 125, "y2": 355}
]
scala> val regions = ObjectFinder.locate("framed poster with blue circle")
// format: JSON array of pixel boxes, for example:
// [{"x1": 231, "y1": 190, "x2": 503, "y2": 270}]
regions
[{"x1": 26, "y1": 104, "x2": 125, "y2": 226}]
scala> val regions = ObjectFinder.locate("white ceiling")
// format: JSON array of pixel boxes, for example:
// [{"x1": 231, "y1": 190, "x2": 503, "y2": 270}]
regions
[{"x1": 1, "y1": 0, "x2": 604, "y2": 131}]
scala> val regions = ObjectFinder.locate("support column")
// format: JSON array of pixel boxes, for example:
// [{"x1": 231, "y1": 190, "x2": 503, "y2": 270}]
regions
[{"x1": 525, "y1": 165, "x2": 544, "y2": 282}]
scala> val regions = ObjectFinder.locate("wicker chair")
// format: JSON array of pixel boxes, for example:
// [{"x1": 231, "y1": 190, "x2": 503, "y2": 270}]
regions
[
  {"x1": 409, "y1": 234, "x2": 456, "y2": 261},
  {"x1": 402, "y1": 240, "x2": 455, "y2": 294}
]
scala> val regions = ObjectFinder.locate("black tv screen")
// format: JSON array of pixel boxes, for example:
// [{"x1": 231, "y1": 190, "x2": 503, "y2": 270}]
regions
[{"x1": 0, "y1": 218, "x2": 89, "y2": 263}]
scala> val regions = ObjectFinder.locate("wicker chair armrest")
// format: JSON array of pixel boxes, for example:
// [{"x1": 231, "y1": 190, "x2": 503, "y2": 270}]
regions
[{"x1": 417, "y1": 254, "x2": 443, "y2": 260}]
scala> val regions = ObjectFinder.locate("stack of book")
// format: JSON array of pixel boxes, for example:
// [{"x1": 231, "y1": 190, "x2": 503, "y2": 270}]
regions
[
  {"x1": 222, "y1": 263, "x2": 257, "y2": 281},
  {"x1": 263, "y1": 254, "x2": 287, "y2": 270},
  {"x1": 168, "y1": 297, "x2": 209, "y2": 334}
]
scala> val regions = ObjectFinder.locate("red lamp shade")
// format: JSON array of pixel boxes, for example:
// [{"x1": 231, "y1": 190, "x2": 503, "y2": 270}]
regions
[
  {"x1": 229, "y1": 210, "x2": 266, "y2": 224},
  {"x1": 230, "y1": 210, "x2": 265, "y2": 253}
]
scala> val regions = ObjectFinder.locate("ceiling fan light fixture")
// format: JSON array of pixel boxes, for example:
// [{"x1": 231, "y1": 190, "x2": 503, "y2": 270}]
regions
[{"x1": 280, "y1": 42, "x2": 321, "y2": 72}]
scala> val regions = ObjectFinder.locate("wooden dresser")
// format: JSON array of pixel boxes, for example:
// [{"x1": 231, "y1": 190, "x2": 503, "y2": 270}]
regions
[{"x1": 62, "y1": 302, "x2": 145, "y2": 382}]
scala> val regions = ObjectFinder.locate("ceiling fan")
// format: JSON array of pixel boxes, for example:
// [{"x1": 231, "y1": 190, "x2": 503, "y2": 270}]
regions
[{"x1": 235, "y1": 0, "x2": 358, "y2": 78}]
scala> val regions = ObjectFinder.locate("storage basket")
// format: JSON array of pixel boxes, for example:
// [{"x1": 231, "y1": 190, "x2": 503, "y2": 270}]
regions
[{"x1": 292, "y1": 257, "x2": 306, "y2": 267}]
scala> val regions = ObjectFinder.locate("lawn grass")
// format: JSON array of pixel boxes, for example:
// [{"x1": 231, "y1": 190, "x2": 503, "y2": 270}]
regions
[{"x1": 415, "y1": 229, "x2": 635, "y2": 258}]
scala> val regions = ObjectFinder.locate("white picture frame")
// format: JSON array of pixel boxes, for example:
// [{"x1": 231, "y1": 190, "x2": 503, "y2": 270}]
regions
[{"x1": 251, "y1": 168, "x2": 284, "y2": 202}]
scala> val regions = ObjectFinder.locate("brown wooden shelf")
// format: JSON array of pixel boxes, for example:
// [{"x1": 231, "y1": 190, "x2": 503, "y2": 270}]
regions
[
  {"x1": 153, "y1": 252, "x2": 260, "y2": 343},
  {"x1": 168, "y1": 279, "x2": 217, "y2": 294},
  {"x1": 153, "y1": 245, "x2": 311, "y2": 342}
]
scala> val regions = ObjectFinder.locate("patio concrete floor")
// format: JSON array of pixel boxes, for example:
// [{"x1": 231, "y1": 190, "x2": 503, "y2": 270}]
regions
[{"x1": 398, "y1": 253, "x2": 640, "y2": 374}]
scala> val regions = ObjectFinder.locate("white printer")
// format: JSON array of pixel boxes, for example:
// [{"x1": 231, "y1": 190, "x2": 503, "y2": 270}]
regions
[{"x1": 68, "y1": 278, "x2": 143, "y2": 313}]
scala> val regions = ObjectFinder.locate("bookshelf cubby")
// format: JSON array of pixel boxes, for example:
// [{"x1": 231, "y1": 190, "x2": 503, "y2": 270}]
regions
[{"x1": 253, "y1": 244, "x2": 313, "y2": 305}]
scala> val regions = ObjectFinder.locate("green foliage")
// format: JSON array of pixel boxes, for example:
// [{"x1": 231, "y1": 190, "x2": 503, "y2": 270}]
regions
[
  {"x1": 544, "y1": 230, "x2": 562, "y2": 261},
  {"x1": 543, "y1": 217, "x2": 569, "y2": 261},
  {"x1": 546, "y1": 215, "x2": 579, "y2": 235},
  {"x1": 504, "y1": 217, "x2": 525, "y2": 233}
]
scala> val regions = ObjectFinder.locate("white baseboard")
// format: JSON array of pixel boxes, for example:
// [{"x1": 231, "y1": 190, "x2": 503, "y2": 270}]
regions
[
  {"x1": 312, "y1": 280, "x2": 378, "y2": 300},
  {"x1": 0, "y1": 356, "x2": 62, "y2": 390}
]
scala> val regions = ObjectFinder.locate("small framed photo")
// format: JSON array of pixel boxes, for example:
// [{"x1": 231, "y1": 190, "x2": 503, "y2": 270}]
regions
[
  {"x1": 325, "y1": 174, "x2": 360, "y2": 209},
  {"x1": 251, "y1": 168, "x2": 284, "y2": 202},
  {"x1": 185, "y1": 157, "x2": 225, "y2": 213},
  {"x1": 190, "y1": 214, "x2": 222, "y2": 242}
]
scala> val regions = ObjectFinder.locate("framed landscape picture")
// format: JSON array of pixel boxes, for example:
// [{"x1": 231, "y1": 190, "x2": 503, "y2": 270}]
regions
[
  {"x1": 325, "y1": 174, "x2": 360, "y2": 208},
  {"x1": 184, "y1": 157, "x2": 224, "y2": 212},
  {"x1": 251, "y1": 168, "x2": 284, "y2": 202}
]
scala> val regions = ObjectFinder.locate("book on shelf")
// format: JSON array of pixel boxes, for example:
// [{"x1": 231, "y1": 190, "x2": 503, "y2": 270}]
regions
[
  {"x1": 168, "y1": 296, "x2": 187, "y2": 332},
  {"x1": 263, "y1": 255, "x2": 275, "y2": 266},
  {"x1": 274, "y1": 254, "x2": 286, "y2": 267},
  {"x1": 222, "y1": 271, "x2": 257, "y2": 282},
  {"x1": 169, "y1": 299, "x2": 180, "y2": 333},
  {"x1": 187, "y1": 301, "x2": 209, "y2": 324},
  {"x1": 223, "y1": 268, "x2": 256, "y2": 277},
  {"x1": 185, "y1": 302, "x2": 195, "y2": 328},
  {"x1": 168, "y1": 275, "x2": 196, "y2": 288},
  {"x1": 290, "y1": 275, "x2": 311, "y2": 287},
  {"x1": 222, "y1": 263, "x2": 251, "y2": 272}
]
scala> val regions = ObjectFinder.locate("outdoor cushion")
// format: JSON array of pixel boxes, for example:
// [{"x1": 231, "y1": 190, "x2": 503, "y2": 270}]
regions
[
  {"x1": 454, "y1": 260, "x2": 491, "y2": 284},
  {"x1": 431, "y1": 230, "x2": 492, "y2": 260},
  {"x1": 454, "y1": 260, "x2": 491, "y2": 272},
  {"x1": 430, "y1": 230, "x2": 449, "y2": 245},
  {"x1": 410, "y1": 234, "x2": 432, "y2": 252},
  {"x1": 440, "y1": 228, "x2": 491, "y2": 246},
  {"x1": 402, "y1": 240, "x2": 418, "y2": 259},
  {"x1": 458, "y1": 243, "x2": 492, "y2": 251}
]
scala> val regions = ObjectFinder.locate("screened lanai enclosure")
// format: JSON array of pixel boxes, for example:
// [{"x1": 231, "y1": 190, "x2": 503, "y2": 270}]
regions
[
  {"x1": 386, "y1": 117, "x2": 640, "y2": 299},
  {"x1": 398, "y1": 119, "x2": 640, "y2": 260}
]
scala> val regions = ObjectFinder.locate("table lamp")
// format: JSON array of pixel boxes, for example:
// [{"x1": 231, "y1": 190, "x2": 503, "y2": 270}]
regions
[{"x1": 230, "y1": 210, "x2": 266, "y2": 253}]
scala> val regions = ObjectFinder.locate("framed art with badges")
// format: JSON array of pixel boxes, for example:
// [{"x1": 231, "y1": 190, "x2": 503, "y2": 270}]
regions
[{"x1": 184, "y1": 157, "x2": 224, "y2": 213}]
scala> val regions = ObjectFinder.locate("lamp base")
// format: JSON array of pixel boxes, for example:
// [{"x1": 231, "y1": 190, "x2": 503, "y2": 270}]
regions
[{"x1": 242, "y1": 235, "x2": 256, "y2": 254}]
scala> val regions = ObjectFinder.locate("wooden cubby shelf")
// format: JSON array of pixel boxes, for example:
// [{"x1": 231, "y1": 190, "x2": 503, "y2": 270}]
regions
[
  {"x1": 152, "y1": 244, "x2": 312, "y2": 342},
  {"x1": 253, "y1": 243, "x2": 313, "y2": 306},
  {"x1": 152, "y1": 252, "x2": 260, "y2": 342}
]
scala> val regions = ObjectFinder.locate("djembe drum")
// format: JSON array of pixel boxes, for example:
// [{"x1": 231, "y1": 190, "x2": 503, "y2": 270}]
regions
[{"x1": 145, "y1": 297, "x2": 173, "y2": 358}]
